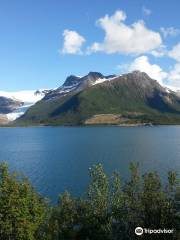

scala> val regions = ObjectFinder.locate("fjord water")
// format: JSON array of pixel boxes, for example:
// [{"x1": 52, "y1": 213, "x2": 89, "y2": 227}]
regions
[{"x1": 0, "y1": 126, "x2": 180, "y2": 203}]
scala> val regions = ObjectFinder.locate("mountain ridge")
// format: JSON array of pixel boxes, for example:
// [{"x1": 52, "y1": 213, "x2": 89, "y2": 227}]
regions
[
  {"x1": 14, "y1": 71, "x2": 180, "y2": 126},
  {"x1": 43, "y1": 72, "x2": 117, "y2": 101}
]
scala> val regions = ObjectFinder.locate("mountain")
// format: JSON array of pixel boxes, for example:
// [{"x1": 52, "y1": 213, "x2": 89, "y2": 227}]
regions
[
  {"x1": 0, "y1": 89, "x2": 50, "y2": 123},
  {"x1": 43, "y1": 72, "x2": 116, "y2": 101},
  {"x1": 0, "y1": 114, "x2": 9, "y2": 124},
  {"x1": 0, "y1": 96, "x2": 23, "y2": 124},
  {"x1": 15, "y1": 71, "x2": 180, "y2": 126},
  {"x1": 0, "y1": 96, "x2": 23, "y2": 114}
]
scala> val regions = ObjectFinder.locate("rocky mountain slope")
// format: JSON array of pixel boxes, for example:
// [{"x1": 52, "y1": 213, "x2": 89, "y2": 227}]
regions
[
  {"x1": 0, "y1": 90, "x2": 50, "y2": 123},
  {"x1": 0, "y1": 96, "x2": 23, "y2": 114},
  {"x1": 14, "y1": 71, "x2": 180, "y2": 126},
  {"x1": 43, "y1": 72, "x2": 116, "y2": 101},
  {"x1": 0, "y1": 96, "x2": 23, "y2": 124}
]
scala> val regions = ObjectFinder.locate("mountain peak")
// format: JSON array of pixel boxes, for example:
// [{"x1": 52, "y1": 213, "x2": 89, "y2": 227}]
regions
[
  {"x1": 63, "y1": 75, "x2": 81, "y2": 87},
  {"x1": 87, "y1": 72, "x2": 104, "y2": 78},
  {"x1": 130, "y1": 70, "x2": 151, "y2": 79},
  {"x1": 43, "y1": 70, "x2": 165, "y2": 103},
  {"x1": 18, "y1": 68, "x2": 180, "y2": 126}
]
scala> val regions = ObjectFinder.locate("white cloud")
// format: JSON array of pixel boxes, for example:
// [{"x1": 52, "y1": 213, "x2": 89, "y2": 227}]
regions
[
  {"x1": 151, "y1": 45, "x2": 166, "y2": 57},
  {"x1": 168, "y1": 63, "x2": 180, "y2": 87},
  {"x1": 142, "y1": 6, "x2": 152, "y2": 16},
  {"x1": 169, "y1": 43, "x2": 180, "y2": 62},
  {"x1": 128, "y1": 56, "x2": 168, "y2": 84},
  {"x1": 160, "y1": 27, "x2": 180, "y2": 38},
  {"x1": 166, "y1": 43, "x2": 180, "y2": 88},
  {"x1": 88, "y1": 10, "x2": 162, "y2": 55},
  {"x1": 151, "y1": 49, "x2": 165, "y2": 57},
  {"x1": 125, "y1": 55, "x2": 180, "y2": 89},
  {"x1": 61, "y1": 29, "x2": 85, "y2": 54}
]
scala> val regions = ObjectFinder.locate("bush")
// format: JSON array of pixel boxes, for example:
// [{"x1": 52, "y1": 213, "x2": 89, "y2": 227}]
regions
[
  {"x1": 0, "y1": 163, "x2": 47, "y2": 240},
  {"x1": 0, "y1": 162, "x2": 179, "y2": 239},
  {"x1": 42, "y1": 163, "x2": 180, "y2": 240}
]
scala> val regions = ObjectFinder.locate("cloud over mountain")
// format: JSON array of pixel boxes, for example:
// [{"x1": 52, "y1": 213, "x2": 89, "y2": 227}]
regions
[
  {"x1": 169, "y1": 42, "x2": 180, "y2": 62},
  {"x1": 60, "y1": 9, "x2": 180, "y2": 89},
  {"x1": 128, "y1": 56, "x2": 168, "y2": 84},
  {"x1": 88, "y1": 10, "x2": 162, "y2": 54},
  {"x1": 61, "y1": 29, "x2": 85, "y2": 54}
]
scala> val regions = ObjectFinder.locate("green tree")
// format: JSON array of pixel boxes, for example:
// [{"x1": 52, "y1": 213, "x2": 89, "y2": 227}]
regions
[
  {"x1": 43, "y1": 163, "x2": 180, "y2": 240},
  {"x1": 83, "y1": 164, "x2": 112, "y2": 240},
  {"x1": 1, "y1": 161, "x2": 178, "y2": 240},
  {"x1": 0, "y1": 162, "x2": 47, "y2": 240},
  {"x1": 44, "y1": 191, "x2": 80, "y2": 240}
]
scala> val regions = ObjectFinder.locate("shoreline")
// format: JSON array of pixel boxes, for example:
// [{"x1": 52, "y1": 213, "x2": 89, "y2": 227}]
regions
[{"x1": 2, "y1": 123, "x2": 180, "y2": 128}]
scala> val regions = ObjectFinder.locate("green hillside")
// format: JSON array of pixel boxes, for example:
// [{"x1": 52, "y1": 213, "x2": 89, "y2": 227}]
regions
[{"x1": 15, "y1": 71, "x2": 180, "y2": 126}]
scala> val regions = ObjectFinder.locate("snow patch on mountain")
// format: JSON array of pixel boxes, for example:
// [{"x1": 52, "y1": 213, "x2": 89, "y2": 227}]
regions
[
  {"x1": 6, "y1": 103, "x2": 34, "y2": 121},
  {"x1": 58, "y1": 83, "x2": 79, "y2": 94},
  {"x1": 92, "y1": 76, "x2": 118, "y2": 85},
  {"x1": 164, "y1": 85, "x2": 180, "y2": 93},
  {"x1": 0, "y1": 90, "x2": 49, "y2": 121},
  {"x1": 0, "y1": 90, "x2": 45, "y2": 103}
]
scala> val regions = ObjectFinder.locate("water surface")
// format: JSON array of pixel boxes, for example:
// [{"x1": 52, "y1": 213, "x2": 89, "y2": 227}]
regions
[{"x1": 0, "y1": 126, "x2": 179, "y2": 202}]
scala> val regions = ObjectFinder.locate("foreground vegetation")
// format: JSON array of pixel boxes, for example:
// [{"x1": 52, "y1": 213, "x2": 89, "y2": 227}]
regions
[{"x1": 0, "y1": 162, "x2": 179, "y2": 239}]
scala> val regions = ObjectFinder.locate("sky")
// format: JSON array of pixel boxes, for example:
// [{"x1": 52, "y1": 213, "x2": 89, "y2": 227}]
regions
[{"x1": 0, "y1": 0, "x2": 180, "y2": 91}]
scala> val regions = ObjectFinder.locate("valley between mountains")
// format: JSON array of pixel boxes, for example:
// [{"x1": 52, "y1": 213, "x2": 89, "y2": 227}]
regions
[{"x1": 2, "y1": 70, "x2": 180, "y2": 126}]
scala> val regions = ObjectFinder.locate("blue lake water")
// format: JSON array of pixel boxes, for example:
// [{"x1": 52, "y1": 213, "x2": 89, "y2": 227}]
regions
[{"x1": 0, "y1": 126, "x2": 180, "y2": 203}]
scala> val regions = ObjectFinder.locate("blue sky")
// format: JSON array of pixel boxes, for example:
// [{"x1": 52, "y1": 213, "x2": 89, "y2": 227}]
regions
[{"x1": 0, "y1": 0, "x2": 180, "y2": 91}]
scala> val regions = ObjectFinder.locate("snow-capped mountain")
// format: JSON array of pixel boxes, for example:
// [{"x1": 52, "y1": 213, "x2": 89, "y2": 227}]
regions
[
  {"x1": 16, "y1": 71, "x2": 180, "y2": 126},
  {"x1": 0, "y1": 72, "x2": 116, "y2": 123},
  {"x1": 0, "y1": 90, "x2": 50, "y2": 122},
  {"x1": 44, "y1": 72, "x2": 117, "y2": 101},
  {"x1": 0, "y1": 90, "x2": 47, "y2": 103},
  {"x1": 0, "y1": 96, "x2": 23, "y2": 113},
  {"x1": 1, "y1": 71, "x2": 180, "y2": 124}
]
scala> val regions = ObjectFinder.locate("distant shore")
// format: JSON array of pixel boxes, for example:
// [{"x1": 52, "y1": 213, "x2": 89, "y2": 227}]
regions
[{"x1": 2, "y1": 122, "x2": 180, "y2": 128}]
